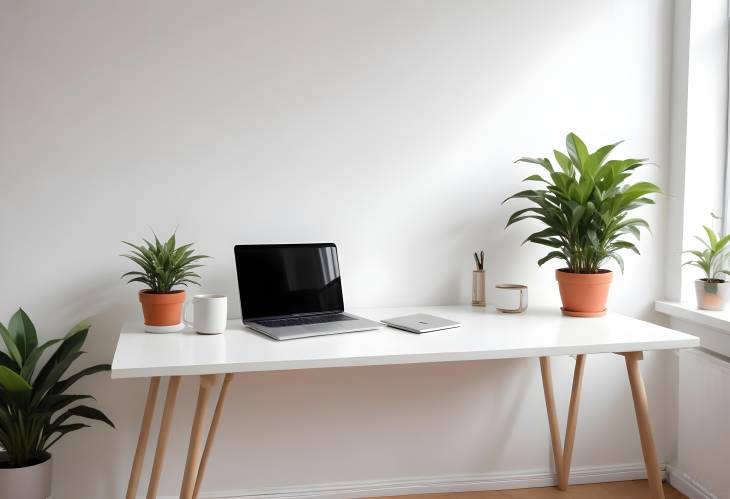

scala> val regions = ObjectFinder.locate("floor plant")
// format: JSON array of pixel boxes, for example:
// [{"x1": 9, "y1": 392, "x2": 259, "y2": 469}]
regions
[{"x1": 0, "y1": 309, "x2": 113, "y2": 498}]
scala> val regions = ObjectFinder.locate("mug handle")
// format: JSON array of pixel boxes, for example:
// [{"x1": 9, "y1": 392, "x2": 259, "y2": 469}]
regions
[
  {"x1": 183, "y1": 301, "x2": 194, "y2": 328},
  {"x1": 517, "y1": 288, "x2": 528, "y2": 312}
]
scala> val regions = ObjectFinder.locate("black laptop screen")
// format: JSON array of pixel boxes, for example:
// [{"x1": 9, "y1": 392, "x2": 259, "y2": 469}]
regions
[{"x1": 234, "y1": 244, "x2": 345, "y2": 320}]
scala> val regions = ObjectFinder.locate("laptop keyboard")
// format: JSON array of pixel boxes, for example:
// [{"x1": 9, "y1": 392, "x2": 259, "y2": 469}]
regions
[{"x1": 256, "y1": 314, "x2": 356, "y2": 328}]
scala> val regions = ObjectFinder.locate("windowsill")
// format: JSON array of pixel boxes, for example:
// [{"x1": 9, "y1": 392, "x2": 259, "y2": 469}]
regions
[{"x1": 655, "y1": 300, "x2": 730, "y2": 334}]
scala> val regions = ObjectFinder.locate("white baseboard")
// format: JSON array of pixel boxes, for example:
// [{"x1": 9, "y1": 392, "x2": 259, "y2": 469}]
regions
[
  {"x1": 156, "y1": 463, "x2": 662, "y2": 499},
  {"x1": 666, "y1": 466, "x2": 717, "y2": 499}
]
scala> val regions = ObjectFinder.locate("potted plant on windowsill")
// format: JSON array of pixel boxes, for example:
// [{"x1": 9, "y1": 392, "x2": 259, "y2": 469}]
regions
[
  {"x1": 683, "y1": 225, "x2": 730, "y2": 311},
  {"x1": 503, "y1": 132, "x2": 660, "y2": 316},
  {"x1": 122, "y1": 232, "x2": 209, "y2": 333},
  {"x1": 0, "y1": 309, "x2": 113, "y2": 499}
]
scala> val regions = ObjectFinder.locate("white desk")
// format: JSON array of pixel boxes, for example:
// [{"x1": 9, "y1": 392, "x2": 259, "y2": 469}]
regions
[{"x1": 111, "y1": 305, "x2": 699, "y2": 499}]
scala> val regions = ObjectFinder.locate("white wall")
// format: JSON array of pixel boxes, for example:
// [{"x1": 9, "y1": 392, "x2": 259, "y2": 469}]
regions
[{"x1": 0, "y1": 1, "x2": 675, "y2": 497}]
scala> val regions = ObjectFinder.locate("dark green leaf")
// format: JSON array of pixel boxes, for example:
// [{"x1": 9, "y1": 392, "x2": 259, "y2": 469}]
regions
[
  {"x1": 0, "y1": 323, "x2": 23, "y2": 368},
  {"x1": 20, "y1": 339, "x2": 62, "y2": 382},
  {"x1": 565, "y1": 133, "x2": 588, "y2": 171},
  {"x1": 50, "y1": 364, "x2": 110, "y2": 395},
  {"x1": 8, "y1": 309, "x2": 38, "y2": 360},
  {"x1": 65, "y1": 405, "x2": 114, "y2": 428},
  {"x1": 537, "y1": 251, "x2": 567, "y2": 266}
]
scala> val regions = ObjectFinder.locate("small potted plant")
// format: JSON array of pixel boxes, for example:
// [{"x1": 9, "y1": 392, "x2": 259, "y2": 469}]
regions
[
  {"x1": 504, "y1": 132, "x2": 660, "y2": 316},
  {"x1": 683, "y1": 224, "x2": 730, "y2": 311},
  {"x1": 0, "y1": 309, "x2": 113, "y2": 499},
  {"x1": 122, "y1": 232, "x2": 209, "y2": 333}
]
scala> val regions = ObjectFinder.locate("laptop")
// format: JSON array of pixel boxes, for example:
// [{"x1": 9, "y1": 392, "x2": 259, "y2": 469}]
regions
[
  {"x1": 381, "y1": 314, "x2": 461, "y2": 333},
  {"x1": 234, "y1": 243, "x2": 383, "y2": 340}
]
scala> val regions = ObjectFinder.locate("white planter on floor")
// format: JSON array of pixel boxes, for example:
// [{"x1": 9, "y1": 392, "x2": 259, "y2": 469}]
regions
[{"x1": 0, "y1": 454, "x2": 52, "y2": 499}]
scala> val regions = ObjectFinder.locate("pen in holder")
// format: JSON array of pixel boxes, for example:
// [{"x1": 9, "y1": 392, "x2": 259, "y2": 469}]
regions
[{"x1": 472, "y1": 250, "x2": 486, "y2": 306}]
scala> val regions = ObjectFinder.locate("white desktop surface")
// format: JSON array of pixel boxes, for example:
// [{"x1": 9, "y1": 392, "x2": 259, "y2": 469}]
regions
[
  {"x1": 111, "y1": 306, "x2": 699, "y2": 378},
  {"x1": 111, "y1": 305, "x2": 699, "y2": 379}
]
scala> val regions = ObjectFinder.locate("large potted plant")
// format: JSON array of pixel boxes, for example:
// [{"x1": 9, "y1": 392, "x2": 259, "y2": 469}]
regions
[
  {"x1": 122, "y1": 232, "x2": 209, "y2": 333},
  {"x1": 683, "y1": 225, "x2": 730, "y2": 311},
  {"x1": 0, "y1": 309, "x2": 113, "y2": 499},
  {"x1": 504, "y1": 132, "x2": 660, "y2": 316}
]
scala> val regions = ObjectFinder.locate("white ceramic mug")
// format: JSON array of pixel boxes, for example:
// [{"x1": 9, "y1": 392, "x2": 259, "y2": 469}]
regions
[
  {"x1": 494, "y1": 284, "x2": 528, "y2": 313},
  {"x1": 183, "y1": 294, "x2": 227, "y2": 334}
]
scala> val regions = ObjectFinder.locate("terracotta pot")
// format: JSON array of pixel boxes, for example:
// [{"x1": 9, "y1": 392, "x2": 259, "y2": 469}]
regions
[
  {"x1": 139, "y1": 290, "x2": 186, "y2": 328},
  {"x1": 555, "y1": 269, "x2": 613, "y2": 317},
  {"x1": 0, "y1": 453, "x2": 52, "y2": 499},
  {"x1": 695, "y1": 279, "x2": 730, "y2": 311}
]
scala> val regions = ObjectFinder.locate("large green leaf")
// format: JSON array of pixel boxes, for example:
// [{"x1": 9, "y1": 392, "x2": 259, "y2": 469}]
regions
[
  {"x1": 32, "y1": 350, "x2": 85, "y2": 406},
  {"x1": 515, "y1": 157, "x2": 554, "y2": 172},
  {"x1": 34, "y1": 324, "x2": 88, "y2": 390},
  {"x1": 565, "y1": 133, "x2": 588, "y2": 171},
  {"x1": 65, "y1": 405, "x2": 114, "y2": 428},
  {"x1": 553, "y1": 150, "x2": 572, "y2": 173},
  {"x1": 50, "y1": 363, "x2": 110, "y2": 395},
  {"x1": 8, "y1": 309, "x2": 38, "y2": 361},
  {"x1": 36, "y1": 393, "x2": 94, "y2": 413},
  {"x1": 0, "y1": 351, "x2": 18, "y2": 372},
  {"x1": 20, "y1": 339, "x2": 62, "y2": 382},
  {"x1": 0, "y1": 365, "x2": 31, "y2": 392},
  {"x1": 703, "y1": 225, "x2": 719, "y2": 249},
  {"x1": 0, "y1": 323, "x2": 23, "y2": 368},
  {"x1": 714, "y1": 233, "x2": 730, "y2": 252}
]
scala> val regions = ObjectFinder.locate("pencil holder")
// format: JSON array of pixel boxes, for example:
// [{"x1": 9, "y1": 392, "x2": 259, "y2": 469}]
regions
[{"x1": 472, "y1": 270, "x2": 486, "y2": 306}]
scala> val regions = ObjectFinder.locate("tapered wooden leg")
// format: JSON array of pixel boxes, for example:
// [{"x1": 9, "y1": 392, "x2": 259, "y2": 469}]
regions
[
  {"x1": 146, "y1": 376, "x2": 181, "y2": 499},
  {"x1": 180, "y1": 374, "x2": 219, "y2": 499},
  {"x1": 624, "y1": 352, "x2": 665, "y2": 499},
  {"x1": 539, "y1": 357, "x2": 564, "y2": 484},
  {"x1": 126, "y1": 377, "x2": 160, "y2": 499},
  {"x1": 560, "y1": 354, "x2": 586, "y2": 490},
  {"x1": 192, "y1": 373, "x2": 235, "y2": 499}
]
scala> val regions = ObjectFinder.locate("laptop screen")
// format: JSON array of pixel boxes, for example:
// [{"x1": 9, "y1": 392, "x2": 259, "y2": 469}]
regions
[{"x1": 234, "y1": 243, "x2": 345, "y2": 321}]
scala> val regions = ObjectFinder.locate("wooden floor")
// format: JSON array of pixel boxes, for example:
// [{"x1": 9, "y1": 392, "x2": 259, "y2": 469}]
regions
[{"x1": 377, "y1": 480, "x2": 686, "y2": 499}]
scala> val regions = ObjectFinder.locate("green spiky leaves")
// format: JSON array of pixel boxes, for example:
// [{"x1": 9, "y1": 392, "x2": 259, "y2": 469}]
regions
[{"x1": 121, "y1": 232, "x2": 209, "y2": 294}]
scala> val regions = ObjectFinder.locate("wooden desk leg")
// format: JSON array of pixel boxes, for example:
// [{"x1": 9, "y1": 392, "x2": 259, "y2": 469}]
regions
[
  {"x1": 180, "y1": 374, "x2": 219, "y2": 499},
  {"x1": 561, "y1": 354, "x2": 586, "y2": 490},
  {"x1": 146, "y1": 376, "x2": 181, "y2": 499},
  {"x1": 539, "y1": 357, "x2": 564, "y2": 485},
  {"x1": 126, "y1": 376, "x2": 160, "y2": 499},
  {"x1": 624, "y1": 352, "x2": 665, "y2": 499},
  {"x1": 192, "y1": 373, "x2": 235, "y2": 499}
]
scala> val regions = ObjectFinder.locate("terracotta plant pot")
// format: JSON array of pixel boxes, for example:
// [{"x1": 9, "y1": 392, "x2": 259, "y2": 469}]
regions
[
  {"x1": 0, "y1": 453, "x2": 52, "y2": 499},
  {"x1": 695, "y1": 279, "x2": 730, "y2": 311},
  {"x1": 139, "y1": 290, "x2": 186, "y2": 332},
  {"x1": 555, "y1": 269, "x2": 613, "y2": 317}
]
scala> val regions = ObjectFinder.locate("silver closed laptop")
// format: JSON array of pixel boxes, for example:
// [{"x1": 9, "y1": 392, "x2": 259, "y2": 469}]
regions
[
  {"x1": 381, "y1": 314, "x2": 461, "y2": 333},
  {"x1": 234, "y1": 243, "x2": 382, "y2": 340}
]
